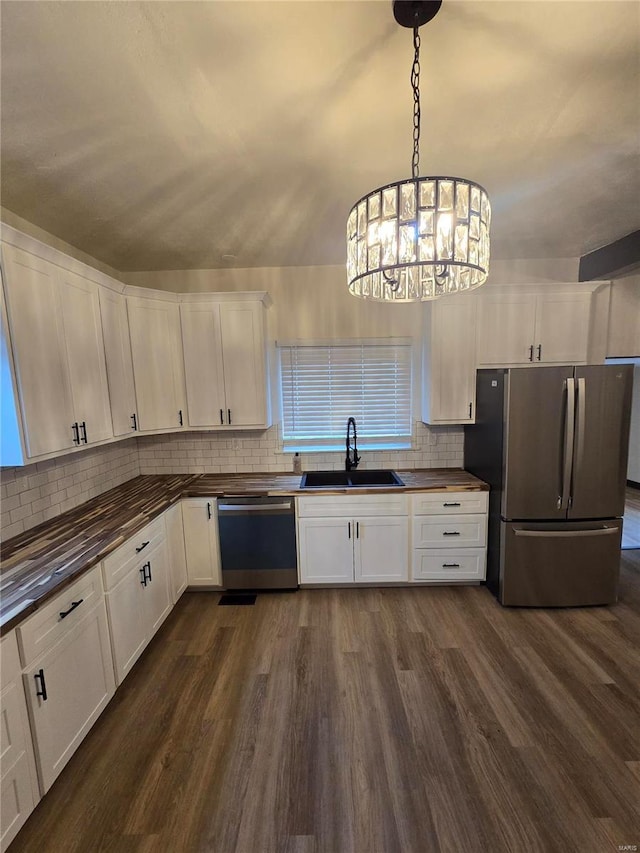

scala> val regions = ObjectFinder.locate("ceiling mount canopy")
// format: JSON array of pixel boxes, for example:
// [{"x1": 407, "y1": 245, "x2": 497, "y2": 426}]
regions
[{"x1": 347, "y1": 0, "x2": 491, "y2": 303}]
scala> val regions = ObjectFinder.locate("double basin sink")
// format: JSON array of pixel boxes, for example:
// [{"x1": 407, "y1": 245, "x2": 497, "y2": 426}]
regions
[{"x1": 300, "y1": 469, "x2": 404, "y2": 489}]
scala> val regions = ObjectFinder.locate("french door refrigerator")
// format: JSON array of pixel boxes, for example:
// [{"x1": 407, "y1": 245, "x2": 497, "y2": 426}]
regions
[{"x1": 465, "y1": 365, "x2": 633, "y2": 606}]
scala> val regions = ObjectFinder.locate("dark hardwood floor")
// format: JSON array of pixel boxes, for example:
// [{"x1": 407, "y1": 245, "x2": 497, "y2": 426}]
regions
[{"x1": 12, "y1": 551, "x2": 640, "y2": 853}]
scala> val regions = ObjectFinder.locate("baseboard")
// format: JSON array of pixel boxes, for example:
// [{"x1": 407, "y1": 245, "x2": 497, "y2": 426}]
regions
[{"x1": 627, "y1": 479, "x2": 640, "y2": 490}]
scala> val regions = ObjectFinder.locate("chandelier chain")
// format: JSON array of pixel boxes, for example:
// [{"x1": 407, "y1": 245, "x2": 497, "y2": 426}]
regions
[{"x1": 411, "y1": 26, "x2": 421, "y2": 179}]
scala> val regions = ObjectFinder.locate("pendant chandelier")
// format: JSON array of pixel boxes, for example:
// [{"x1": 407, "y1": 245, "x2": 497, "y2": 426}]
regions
[{"x1": 347, "y1": 0, "x2": 491, "y2": 302}]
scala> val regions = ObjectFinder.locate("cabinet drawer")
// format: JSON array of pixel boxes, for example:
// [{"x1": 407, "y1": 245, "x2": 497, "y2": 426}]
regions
[
  {"x1": 102, "y1": 515, "x2": 166, "y2": 591},
  {"x1": 17, "y1": 565, "x2": 104, "y2": 668},
  {"x1": 411, "y1": 491, "x2": 487, "y2": 515},
  {"x1": 412, "y1": 548, "x2": 486, "y2": 581},
  {"x1": 296, "y1": 494, "x2": 407, "y2": 518},
  {"x1": 412, "y1": 514, "x2": 487, "y2": 548}
]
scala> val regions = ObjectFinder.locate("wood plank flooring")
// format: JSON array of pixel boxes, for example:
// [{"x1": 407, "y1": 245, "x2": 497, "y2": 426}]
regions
[
  {"x1": 623, "y1": 486, "x2": 640, "y2": 549},
  {"x1": 12, "y1": 552, "x2": 640, "y2": 853}
]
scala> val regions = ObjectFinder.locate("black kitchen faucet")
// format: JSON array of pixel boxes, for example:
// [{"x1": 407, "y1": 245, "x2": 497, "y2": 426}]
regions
[{"x1": 345, "y1": 417, "x2": 361, "y2": 471}]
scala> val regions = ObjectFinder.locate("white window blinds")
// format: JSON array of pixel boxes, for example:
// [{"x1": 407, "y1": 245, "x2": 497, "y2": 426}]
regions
[{"x1": 279, "y1": 343, "x2": 412, "y2": 450}]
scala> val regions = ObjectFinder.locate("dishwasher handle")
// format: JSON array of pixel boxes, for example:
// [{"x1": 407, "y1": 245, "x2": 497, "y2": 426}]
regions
[{"x1": 218, "y1": 499, "x2": 294, "y2": 513}]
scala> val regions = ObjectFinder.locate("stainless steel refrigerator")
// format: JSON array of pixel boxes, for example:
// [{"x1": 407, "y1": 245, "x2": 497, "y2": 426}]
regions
[{"x1": 464, "y1": 365, "x2": 633, "y2": 606}]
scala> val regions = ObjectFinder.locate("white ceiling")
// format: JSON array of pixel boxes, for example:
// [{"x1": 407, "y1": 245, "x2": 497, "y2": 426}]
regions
[{"x1": 1, "y1": 1, "x2": 639, "y2": 272}]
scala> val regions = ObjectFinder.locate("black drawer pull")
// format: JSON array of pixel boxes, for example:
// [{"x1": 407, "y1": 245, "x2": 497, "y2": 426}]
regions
[
  {"x1": 443, "y1": 531, "x2": 461, "y2": 536},
  {"x1": 443, "y1": 502, "x2": 461, "y2": 507},
  {"x1": 59, "y1": 599, "x2": 84, "y2": 619},
  {"x1": 136, "y1": 541, "x2": 150, "y2": 553},
  {"x1": 442, "y1": 563, "x2": 461, "y2": 568},
  {"x1": 35, "y1": 669, "x2": 48, "y2": 701}
]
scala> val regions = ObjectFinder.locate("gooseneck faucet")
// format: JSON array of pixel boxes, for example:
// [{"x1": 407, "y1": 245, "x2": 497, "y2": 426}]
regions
[{"x1": 345, "y1": 417, "x2": 361, "y2": 471}]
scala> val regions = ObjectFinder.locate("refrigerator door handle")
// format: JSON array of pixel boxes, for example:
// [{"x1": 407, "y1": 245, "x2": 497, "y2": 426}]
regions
[
  {"x1": 574, "y1": 377, "x2": 586, "y2": 480},
  {"x1": 513, "y1": 525, "x2": 618, "y2": 539},
  {"x1": 560, "y1": 378, "x2": 575, "y2": 510}
]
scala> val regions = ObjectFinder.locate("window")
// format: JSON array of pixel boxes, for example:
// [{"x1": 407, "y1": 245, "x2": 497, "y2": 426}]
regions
[{"x1": 279, "y1": 341, "x2": 412, "y2": 451}]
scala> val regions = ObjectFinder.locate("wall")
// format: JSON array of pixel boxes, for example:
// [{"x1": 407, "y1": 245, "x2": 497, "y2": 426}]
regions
[
  {"x1": 1, "y1": 439, "x2": 140, "y2": 541},
  {"x1": 607, "y1": 275, "x2": 640, "y2": 357},
  {"x1": 137, "y1": 422, "x2": 463, "y2": 476}
]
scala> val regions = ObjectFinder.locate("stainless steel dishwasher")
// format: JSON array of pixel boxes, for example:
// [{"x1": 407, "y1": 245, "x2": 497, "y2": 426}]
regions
[{"x1": 217, "y1": 496, "x2": 298, "y2": 590}]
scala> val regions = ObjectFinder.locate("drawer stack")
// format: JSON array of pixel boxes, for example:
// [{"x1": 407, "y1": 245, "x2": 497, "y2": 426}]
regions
[{"x1": 411, "y1": 491, "x2": 488, "y2": 582}]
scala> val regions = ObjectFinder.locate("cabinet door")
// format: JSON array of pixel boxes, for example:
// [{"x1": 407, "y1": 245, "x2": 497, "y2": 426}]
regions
[
  {"x1": 165, "y1": 503, "x2": 188, "y2": 603},
  {"x1": 354, "y1": 516, "x2": 409, "y2": 582},
  {"x1": 535, "y1": 292, "x2": 591, "y2": 363},
  {"x1": 105, "y1": 569, "x2": 147, "y2": 686},
  {"x1": 1, "y1": 244, "x2": 74, "y2": 456},
  {"x1": 180, "y1": 303, "x2": 226, "y2": 427},
  {"x1": 181, "y1": 499, "x2": 222, "y2": 586},
  {"x1": 476, "y1": 294, "x2": 537, "y2": 366},
  {"x1": 127, "y1": 297, "x2": 186, "y2": 432},
  {"x1": 423, "y1": 296, "x2": 477, "y2": 424},
  {"x1": 143, "y1": 541, "x2": 172, "y2": 637},
  {"x1": 23, "y1": 601, "x2": 115, "y2": 793},
  {"x1": 219, "y1": 302, "x2": 268, "y2": 427},
  {"x1": 99, "y1": 288, "x2": 137, "y2": 436},
  {"x1": 57, "y1": 270, "x2": 113, "y2": 444},
  {"x1": 297, "y1": 517, "x2": 354, "y2": 584}
]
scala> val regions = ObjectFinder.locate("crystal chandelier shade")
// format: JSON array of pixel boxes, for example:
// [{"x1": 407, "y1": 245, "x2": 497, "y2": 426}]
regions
[{"x1": 346, "y1": 1, "x2": 491, "y2": 302}]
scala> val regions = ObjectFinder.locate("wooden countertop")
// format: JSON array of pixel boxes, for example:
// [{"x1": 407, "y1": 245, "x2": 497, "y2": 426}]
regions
[{"x1": 0, "y1": 469, "x2": 487, "y2": 633}]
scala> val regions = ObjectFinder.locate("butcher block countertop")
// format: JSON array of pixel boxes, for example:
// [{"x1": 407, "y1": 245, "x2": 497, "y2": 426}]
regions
[{"x1": 0, "y1": 469, "x2": 487, "y2": 633}]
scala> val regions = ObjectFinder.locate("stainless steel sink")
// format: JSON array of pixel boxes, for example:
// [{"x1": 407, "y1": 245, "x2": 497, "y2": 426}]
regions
[{"x1": 300, "y1": 470, "x2": 404, "y2": 489}]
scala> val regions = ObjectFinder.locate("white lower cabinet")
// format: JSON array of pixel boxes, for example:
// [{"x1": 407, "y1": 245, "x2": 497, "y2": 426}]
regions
[
  {"x1": 165, "y1": 502, "x2": 188, "y2": 603},
  {"x1": 181, "y1": 499, "x2": 222, "y2": 587},
  {"x1": 102, "y1": 519, "x2": 172, "y2": 685},
  {"x1": 18, "y1": 566, "x2": 115, "y2": 794},
  {"x1": 411, "y1": 491, "x2": 488, "y2": 582},
  {"x1": 1, "y1": 632, "x2": 39, "y2": 853},
  {"x1": 296, "y1": 495, "x2": 409, "y2": 584}
]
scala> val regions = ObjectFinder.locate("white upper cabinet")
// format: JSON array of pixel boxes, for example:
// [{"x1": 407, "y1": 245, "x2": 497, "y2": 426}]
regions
[
  {"x1": 181, "y1": 297, "x2": 270, "y2": 429},
  {"x1": 422, "y1": 295, "x2": 477, "y2": 424},
  {"x1": 477, "y1": 289, "x2": 592, "y2": 366},
  {"x1": 57, "y1": 269, "x2": 113, "y2": 445},
  {"x1": 127, "y1": 295, "x2": 187, "y2": 432},
  {"x1": 99, "y1": 288, "x2": 138, "y2": 436},
  {"x1": 1, "y1": 243, "x2": 113, "y2": 458}
]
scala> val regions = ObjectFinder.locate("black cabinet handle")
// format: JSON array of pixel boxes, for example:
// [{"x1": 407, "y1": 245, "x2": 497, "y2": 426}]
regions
[
  {"x1": 468, "y1": 402, "x2": 472, "y2": 419},
  {"x1": 228, "y1": 409, "x2": 232, "y2": 425},
  {"x1": 145, "y1": 561, "x2": 152, "y2": 583},
  {"x1": 35, "y1": 669, "x2": 48, "y2": 701},
  {"x1": 356, "y1": 521, "x2": 360, "y2": 539},
  {"x1": 348, "y1": 522, "x2": 351, "y2": 539},
  {"x1": 131, "y1": 413, "x2": 137, "y2": 431},
  {"x1": 220, "y1": 408, "x2": 224, "y2": 425},
  {"x1": 207, "y1": 502, "x2": 212, "y2": 520},
  {"x1": 537, "y1": 344, "x2": 542, "y2": 361},
  {"x1": 135, "y1": 541, "x2": 150, "y2": 553},
  {"x1": 443, "y1": 531, "x2": 461, "y2": 536},
  {"x1": 443, "y1": 502, "x2": 461, "y2": 507},
  {"x1": 79, "y1": 421, "x2": 87, "y2": 443},
  {"x1": 72, "y1": 422, "x2": 80, "y2": 445},
  {"x1": 442, "y1": 563, "x2": 461, "y2": 568},
  {"x1": 528, "y1": 344, "x2": 534, "y2": 362},
  {"x1": 59, "y1": 599, "x2": 83, "y2": 619},
  {"x1": 140, "y1": 566, "x2": 148, "y2": 586},
  {"x1": 178, "y1": 410, "x2": 183, "y2": 426}
]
